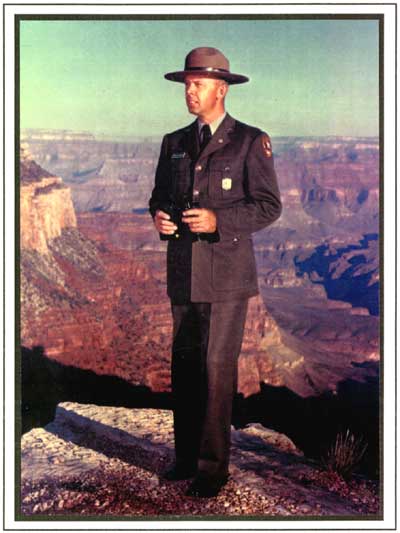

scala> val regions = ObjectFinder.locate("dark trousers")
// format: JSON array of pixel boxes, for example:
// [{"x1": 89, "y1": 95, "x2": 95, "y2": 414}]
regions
[{"x1": 171, "y1": 299, "x2": 248, "y2": 481}]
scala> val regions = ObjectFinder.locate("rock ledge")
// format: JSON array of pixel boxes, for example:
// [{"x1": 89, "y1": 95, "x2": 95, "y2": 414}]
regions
[{"x1": 21, "y1": 402, "x2": 379, "y2": 517}]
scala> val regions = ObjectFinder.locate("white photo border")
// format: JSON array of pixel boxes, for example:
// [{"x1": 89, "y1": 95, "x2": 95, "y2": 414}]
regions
[{"x1": 2, "y1": 2, "x2": 396, "y2": 531}]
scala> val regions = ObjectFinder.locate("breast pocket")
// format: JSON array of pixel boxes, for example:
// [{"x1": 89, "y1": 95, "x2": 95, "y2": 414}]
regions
[{"x1": 208, "y1": 159, "x2": 241, "y2": 200}]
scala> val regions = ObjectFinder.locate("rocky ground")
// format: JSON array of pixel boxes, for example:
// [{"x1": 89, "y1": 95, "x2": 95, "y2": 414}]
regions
[{"x1": 20, "y1": 403, "x2": 379, "y2": 518}]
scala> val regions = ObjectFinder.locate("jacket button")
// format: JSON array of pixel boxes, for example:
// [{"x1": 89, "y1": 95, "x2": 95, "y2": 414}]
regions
[
  {"x1": 233, "y1": 237, "x2": 239, "y2": 243},
  {"x1": 195, "y1": 164, "x2": 202, "y2": 171}
]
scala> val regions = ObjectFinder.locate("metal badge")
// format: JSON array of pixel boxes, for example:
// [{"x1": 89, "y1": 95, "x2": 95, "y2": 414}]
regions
[
  {"x1": 171, "y1": 152, "x2": 186, "y2": 159},
  {"x1": 222, "y1": 178, "x2": 232, "y2": 191}
]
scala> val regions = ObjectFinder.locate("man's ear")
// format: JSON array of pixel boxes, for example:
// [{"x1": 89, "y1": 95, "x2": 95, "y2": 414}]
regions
[{"x1": 217, "y1": 81, "x2": 228, "y2": 99}]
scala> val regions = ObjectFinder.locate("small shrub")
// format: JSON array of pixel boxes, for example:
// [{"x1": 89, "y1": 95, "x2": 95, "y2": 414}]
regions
[{"x1": 322, "y1": 429, "x2": 368, "y2": 479}]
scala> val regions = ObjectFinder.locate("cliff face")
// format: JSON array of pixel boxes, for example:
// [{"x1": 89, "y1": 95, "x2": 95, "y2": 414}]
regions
[
  {"x1": 20, "y1": 151, "x2": 103, "y2": 338},
  {"x1": 20, "y1": 202, "x2": 172, "y2": 393},
  {"x1": 20, "y1": 150, "x2": 77, "y2": 255}
]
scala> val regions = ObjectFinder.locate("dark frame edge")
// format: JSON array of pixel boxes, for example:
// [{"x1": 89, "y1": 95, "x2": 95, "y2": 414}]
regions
[
  {"x1": 378, "y1": 13, "x2": 385, "y2": 521},
  {"x1": 14, "y1": 13, "x2": 22, "y2": 525},
  {"x1": 2, "y1": 3, "x2": 5, "y2": 532}
]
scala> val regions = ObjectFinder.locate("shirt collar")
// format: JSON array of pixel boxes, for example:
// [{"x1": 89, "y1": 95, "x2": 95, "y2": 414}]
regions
[{"x1": 197, "y1": 112, "x2": 227, "y2": 136}]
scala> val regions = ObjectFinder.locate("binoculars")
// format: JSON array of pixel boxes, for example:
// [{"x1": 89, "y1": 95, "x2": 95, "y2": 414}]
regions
[{"x1": 159, "y1": 194, "x2": 200, "y2": 241}]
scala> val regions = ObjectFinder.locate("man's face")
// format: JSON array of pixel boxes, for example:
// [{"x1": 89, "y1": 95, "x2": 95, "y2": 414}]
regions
[{"x1": 184, "y1": 75, "x2": 226, "y2": 118}]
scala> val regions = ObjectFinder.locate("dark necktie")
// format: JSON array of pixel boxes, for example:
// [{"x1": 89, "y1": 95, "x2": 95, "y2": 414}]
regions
[{"x1": 200, "y1": 124, "x2": 212, "y2": 152}]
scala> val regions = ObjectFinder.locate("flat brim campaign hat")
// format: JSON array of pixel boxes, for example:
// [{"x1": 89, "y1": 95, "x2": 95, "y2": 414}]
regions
[{"x1": 165, "y1": 47, "x2": 249, "y2": 85}]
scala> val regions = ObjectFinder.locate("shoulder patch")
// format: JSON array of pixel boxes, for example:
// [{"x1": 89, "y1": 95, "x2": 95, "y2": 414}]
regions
[{"x1": 261, "y1": 134, "x2": 272, "y2": 158}]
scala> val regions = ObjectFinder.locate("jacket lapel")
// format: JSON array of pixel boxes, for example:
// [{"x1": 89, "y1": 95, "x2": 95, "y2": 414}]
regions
[
  {"x1": 182, "y1": 121, "x2": 200, "y2": 162},
  {"x1": 197, "y1": 113, "x2": 236, "y2": 162}
]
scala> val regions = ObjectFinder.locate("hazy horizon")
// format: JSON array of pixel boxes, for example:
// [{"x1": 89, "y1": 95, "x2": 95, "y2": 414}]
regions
[
  {"x1": 20, "y1": 18, "x2": 379, "y2": 138},
  {"x1": 21, "y1": 126, "x2": 379, "y2": 142}
]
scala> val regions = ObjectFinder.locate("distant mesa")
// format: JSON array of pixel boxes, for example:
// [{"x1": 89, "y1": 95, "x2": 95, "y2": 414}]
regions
[
  {"x1": 21, "y1": 128, "x2": 96, "y2": 142},
  {"x1": 21, "y1": 130, "x2": 378, "y2": 231}
]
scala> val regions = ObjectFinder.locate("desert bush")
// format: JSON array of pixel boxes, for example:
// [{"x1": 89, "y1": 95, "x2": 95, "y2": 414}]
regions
[{"x1": 322, "y1": 429, "x2": 368, "y2": 479}]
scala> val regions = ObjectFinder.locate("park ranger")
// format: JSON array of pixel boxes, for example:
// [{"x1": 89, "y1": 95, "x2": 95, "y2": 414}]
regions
[{"x1": 149, "y1": 47, "x2": 282, "y2": 498}]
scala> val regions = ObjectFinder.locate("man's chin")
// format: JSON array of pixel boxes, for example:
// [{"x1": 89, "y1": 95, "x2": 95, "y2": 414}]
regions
[{"x1": 186, "y1": 103, "x2": 200, "y2": 115}]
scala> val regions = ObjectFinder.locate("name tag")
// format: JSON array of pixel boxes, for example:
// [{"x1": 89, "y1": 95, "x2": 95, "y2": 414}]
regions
[{"x1": 171, "y1": 152, "x2": 186, "y2": 159}]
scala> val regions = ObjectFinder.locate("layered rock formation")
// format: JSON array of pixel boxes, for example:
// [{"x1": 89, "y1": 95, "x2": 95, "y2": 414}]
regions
[
  {"x1": 20, "y1": 147, "x2": 77, "y2": 255},
  {"x1": 21, "y1": 145, "x2": 380, "y2": 390},
  {"x1": 21, "y1": 132, "x2": 379, "y2": 235},
  {"x1": 21, "y1": 130, "x2": 159, "y2": 213},
  {"x1": 66, "y1": 156, "x2": 156, "y2": 212},
  {"x1": 21, "y1": 214, "x2": 171, "y2": 392},
  {"x1": 22, "y1": 205, "x2": 379, "y2": 401}
]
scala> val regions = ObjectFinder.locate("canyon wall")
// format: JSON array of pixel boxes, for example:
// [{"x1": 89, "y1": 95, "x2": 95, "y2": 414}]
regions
[{"x1": 20, "y1": 136, "x2": 380, "y2": 402}]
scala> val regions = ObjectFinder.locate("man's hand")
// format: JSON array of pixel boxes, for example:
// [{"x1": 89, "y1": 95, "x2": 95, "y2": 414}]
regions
[
  {"x1": 182, "y1": 208, "x2": 217, "y2": 233},
  {"x1": 154, "y1": 210, "x2": 178, "y2": 235}
]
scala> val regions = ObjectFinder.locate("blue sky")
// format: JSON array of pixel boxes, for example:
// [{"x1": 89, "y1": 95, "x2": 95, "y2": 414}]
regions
[{"x1": 20, "y1": 18, "x2": 379, "y2": 138}]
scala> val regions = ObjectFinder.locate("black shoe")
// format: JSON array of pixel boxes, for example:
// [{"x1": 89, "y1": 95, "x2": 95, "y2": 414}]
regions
[
  {"x1": 163, "y1": 464, "x2": 197, "y2": 481},
  {"x1": 185, "y1": 475, "x2": 229, "y2": 498}
]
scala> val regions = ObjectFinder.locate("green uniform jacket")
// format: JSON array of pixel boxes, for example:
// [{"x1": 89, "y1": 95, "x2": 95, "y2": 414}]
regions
[{"x1": 149, "y1": 113, "x2": 282, "y2": 303}]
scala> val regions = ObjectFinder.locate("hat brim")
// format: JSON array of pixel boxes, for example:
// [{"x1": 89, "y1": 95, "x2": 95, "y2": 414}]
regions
[{"x1": 164, "y1": 70, "x2": 249, "y2": 85}]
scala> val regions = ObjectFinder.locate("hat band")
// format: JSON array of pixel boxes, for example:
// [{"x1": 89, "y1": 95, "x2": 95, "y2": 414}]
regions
[{"x1": 185, "y1": 66, "x2": 230, "y2": 74}]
